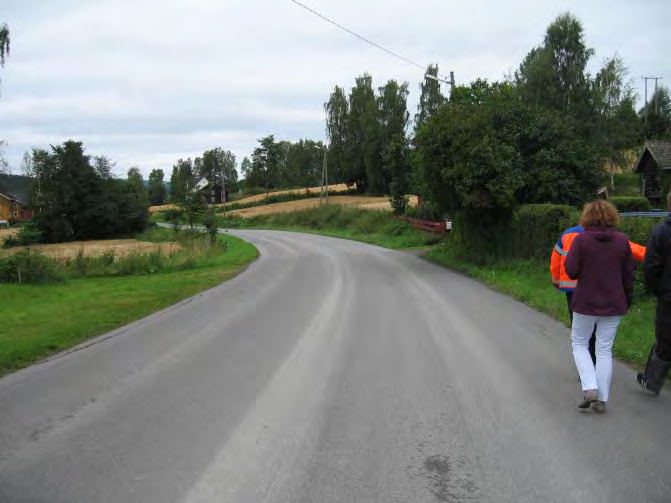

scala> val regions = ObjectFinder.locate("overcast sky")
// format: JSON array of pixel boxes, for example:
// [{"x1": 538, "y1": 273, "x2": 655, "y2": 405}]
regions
[{"x1": 0, "y1": 0, "x2": 669, "y2": 179}]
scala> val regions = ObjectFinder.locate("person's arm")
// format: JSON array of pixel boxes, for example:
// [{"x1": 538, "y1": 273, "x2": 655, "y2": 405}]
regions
[
  {"x1": 565, "y1": 235, "x2": 581, "y2": 280},
  {"x1": 644, "y1": 226, "x2": 665, "y2": 295}
]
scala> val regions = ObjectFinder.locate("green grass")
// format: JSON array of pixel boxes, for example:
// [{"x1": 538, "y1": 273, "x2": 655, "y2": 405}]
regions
[
  {"x1": 425, "y1": 243, "x2": 655, "y2": 369},
  {"x1": 0, "y1": 234, "x2": 258, "y2": 375},
  {"x1": 214, "y1": 205, "x2": 442, "y2": 250}
]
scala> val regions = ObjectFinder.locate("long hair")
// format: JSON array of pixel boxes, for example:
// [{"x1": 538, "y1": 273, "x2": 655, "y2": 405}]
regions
[{"x1": 579, "y1": 200, "x2": 619, "y2": 228}]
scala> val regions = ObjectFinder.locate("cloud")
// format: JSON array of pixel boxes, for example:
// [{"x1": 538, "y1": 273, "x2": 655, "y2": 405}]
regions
[{"x1": 0, "y1": 0, "x2": 669, "y2": 177}]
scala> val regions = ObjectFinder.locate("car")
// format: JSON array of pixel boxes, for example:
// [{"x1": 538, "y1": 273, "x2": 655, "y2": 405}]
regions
[{"x1": 0, "y1": 219, "x2": 9, "y2": 228}]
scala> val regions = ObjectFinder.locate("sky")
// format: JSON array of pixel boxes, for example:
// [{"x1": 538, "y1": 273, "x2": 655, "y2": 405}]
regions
[{"x1": 0, "y1": 0, "x2": 669, "y2": 179}]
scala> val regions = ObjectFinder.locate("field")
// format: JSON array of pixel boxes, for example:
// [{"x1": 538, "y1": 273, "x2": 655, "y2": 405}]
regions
[
  {"x1": 227, "y1": 195, "x2": 419, "y2": 218},
  {"x1": 0, "y1": 228, "x2": 180, "y2": 260}
]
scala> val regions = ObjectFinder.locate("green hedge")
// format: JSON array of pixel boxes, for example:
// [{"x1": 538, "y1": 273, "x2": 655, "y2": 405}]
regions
[
  {"x1": 511, "y1": 204, "x2": 579, "y2": 260},
  {"x1": 610, "y1": 196, "x2": 651, "y2": 212}
]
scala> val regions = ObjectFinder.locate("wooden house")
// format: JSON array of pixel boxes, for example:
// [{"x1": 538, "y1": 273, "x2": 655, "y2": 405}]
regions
[
  {"x1": 634, "y1": 141, "x2": 671, "y2": 206},
  {"x1": 0, "y1": 191, "x2": 32, "y2": 222}
]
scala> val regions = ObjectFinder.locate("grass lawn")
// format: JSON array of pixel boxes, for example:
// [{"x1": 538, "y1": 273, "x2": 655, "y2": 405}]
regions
[{"x1": 0, "y1": 234, "x2": 258, "y2": 375}]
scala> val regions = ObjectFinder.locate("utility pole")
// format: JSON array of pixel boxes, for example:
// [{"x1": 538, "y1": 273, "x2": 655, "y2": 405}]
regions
[
  {"x1": 424, "y1": 70, "x2": 455, "y2": 97},
  {"x1": 642, "y1": 76, "x2": 663, "y2": 124},
  {"x1": 319, "y1": 151, "x2": 328, "y2": 206}
]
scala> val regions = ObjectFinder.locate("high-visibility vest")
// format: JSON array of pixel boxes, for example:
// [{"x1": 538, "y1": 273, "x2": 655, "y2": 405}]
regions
[
  {"x1": 550, "y1": 226, "x2": 647, "y2": 291},
  {"x1": 550, "y1": 226, "x2": 583, "y2": 291}
]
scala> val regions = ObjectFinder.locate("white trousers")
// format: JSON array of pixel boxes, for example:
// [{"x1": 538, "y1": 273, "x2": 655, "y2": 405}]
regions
[{"x1": 571, "y1": 313, "x2": 621, "y2": 402}]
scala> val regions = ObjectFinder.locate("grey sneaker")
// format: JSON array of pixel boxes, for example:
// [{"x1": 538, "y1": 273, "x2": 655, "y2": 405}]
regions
[
  {"x1": 578, "y1": 389, "x2": 598, "y2": 410},
  {"x1": 591, "y1": 400, "x2": 607, "y2": 414}
]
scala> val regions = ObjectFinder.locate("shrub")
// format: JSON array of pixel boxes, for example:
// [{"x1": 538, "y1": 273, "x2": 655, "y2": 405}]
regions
[
  {"x1": 0, "y1": 250, "x2": 65, "y2": 284},
  {"x1": 610, "y1": 196, "x2": 651, "y2": 212},
  {"x1": 512, "y1": 204, "x2": 579, "y2": 260}
]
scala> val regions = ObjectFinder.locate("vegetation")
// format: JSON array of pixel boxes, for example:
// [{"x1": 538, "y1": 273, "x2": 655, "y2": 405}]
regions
[
  {"x1": 212, "y1": 204, "x2": 441, "y2": 250},
  {"x1": 0, "y1": 232, "x2": 258, "y2": 374},
  {"x1": 23, "y1": 141, "x2": 150, "y2": 243},
  {"x1": 425, "y1": 245, "x2": 655, "y2": 367}
]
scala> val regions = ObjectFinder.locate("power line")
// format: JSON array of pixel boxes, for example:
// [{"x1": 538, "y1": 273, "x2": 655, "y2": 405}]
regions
[{"x1": 287, "y1": 0, "x2": 426, "y2": 72}]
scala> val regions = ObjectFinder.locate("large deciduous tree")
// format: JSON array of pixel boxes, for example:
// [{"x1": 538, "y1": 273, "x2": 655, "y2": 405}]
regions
[
  {"x1": 148, "y1": 168, "x2": 167, "y2": 205},
  {"x1": 170, "y1": 158, "x2": 195, "y2": 203},
  {"x1": 378, "y1": 79, "x2": 410, "y2": 213},
  {"x1": 324, "y1": 86, "x2": 349, "y2": 187}
]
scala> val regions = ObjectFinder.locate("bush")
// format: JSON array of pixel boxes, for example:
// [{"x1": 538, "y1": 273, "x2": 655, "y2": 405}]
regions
[
  {"x1": 512, "y1": 204, "x2": 579, "y2": 260},
  {"x1": 610, "y1": 196, "x2": 651, "y2": 212},
  {"x1": 0, "y1": 249, "x2": 66, "y2": 284}
]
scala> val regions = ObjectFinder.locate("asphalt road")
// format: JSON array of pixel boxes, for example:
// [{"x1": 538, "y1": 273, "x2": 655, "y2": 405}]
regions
[{"x1": 1, "y1": 230, "x2": 670, "y2": 503}]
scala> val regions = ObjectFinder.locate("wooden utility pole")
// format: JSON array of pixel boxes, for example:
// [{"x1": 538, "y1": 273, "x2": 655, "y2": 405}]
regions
[
  {"x1": 319, "y1": 151, "x2": 328, "y2": 206},
  {"x1": 642, "y1": 76, "x2": 663, "y2": 124}
]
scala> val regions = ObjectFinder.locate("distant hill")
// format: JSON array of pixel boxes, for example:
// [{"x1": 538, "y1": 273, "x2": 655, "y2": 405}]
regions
[{"x1": 0, "y1": 174, "x2": 31, "y2": 202}]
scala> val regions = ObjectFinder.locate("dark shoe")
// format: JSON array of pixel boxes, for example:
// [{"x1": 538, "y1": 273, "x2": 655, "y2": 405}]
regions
[
  {"x1": 578, "y1": 389, "x2": 598, "y2": 410},
  {"x1": 591, "y1": 400, "x2": 607, "y2": 414},
  {"x1": 637, "y1": 348, "x2": 671, "y2": 396}
]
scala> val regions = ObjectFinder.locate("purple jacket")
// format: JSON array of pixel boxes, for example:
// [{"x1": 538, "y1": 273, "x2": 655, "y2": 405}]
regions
[{"x1": 565, "y1": 227, "x2": 634, "y2": 316}]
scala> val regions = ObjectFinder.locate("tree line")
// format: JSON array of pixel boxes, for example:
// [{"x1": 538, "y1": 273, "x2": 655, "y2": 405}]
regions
[{"x1": 324, "y1": 12, "x2": 671, "y2": 217}]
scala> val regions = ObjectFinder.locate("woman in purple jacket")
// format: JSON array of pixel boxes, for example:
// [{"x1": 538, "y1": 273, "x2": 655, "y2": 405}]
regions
[{"x1": 565, "y1": 200, "x2": 635, "y2": 413}]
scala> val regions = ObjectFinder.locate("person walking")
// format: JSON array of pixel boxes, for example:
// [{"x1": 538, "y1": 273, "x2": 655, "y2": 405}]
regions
[
  {"x1": 551, "y1": 221, "x2": 645, "y2": 365},
  {"x1": 638, "y1": 192, "x2": 671, "y2": 395},
  {"x1": 565, "y1": 200, "x2": 635, "y2": 413}
]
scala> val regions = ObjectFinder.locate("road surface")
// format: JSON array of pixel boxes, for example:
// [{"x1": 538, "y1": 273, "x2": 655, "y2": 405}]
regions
[{"x1": 1, "y1": 230, "x2": 670, "y2": 502}]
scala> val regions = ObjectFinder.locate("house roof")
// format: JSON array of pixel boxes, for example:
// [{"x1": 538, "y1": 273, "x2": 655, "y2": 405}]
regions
[
  {"x1": 634, "y1": 141, "x2": 671, "y2": 173},
  {"x1": 0, "y1": 191, "x2": 26, "y2": 205}
]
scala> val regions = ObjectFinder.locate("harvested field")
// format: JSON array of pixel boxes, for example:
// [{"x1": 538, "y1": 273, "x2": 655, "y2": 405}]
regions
[
  {"x1": 0, "y1": 239, "x2": 181, "y2": 261},
  {"x1": 227, "y1": 195, "x2": 419, "y2": 218},
  {"x1": 149, "y1": 183, "x2": 353, "y2": 214}
]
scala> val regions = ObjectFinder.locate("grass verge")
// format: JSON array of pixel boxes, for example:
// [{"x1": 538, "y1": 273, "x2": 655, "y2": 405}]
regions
[
  {"x1": 213, "y1": 205, "x2": 442, "y2": 250},
  {"x1": 425, "y1": 243, "x2": 655, "y2": 369},
  {"x1": 0, "y1": 233, "x2": 258, "y2": 375}
]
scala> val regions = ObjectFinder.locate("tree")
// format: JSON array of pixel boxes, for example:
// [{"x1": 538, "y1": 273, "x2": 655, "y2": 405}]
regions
[
  {"x1": 415, "y1": 64, "x2": 445, "y2": 129},
  {"x1": 148, "y1": 168, "x2": 167, "y2": 205},
  {"x1": 515, "y1": 12, "x2": 594, "y2": 118},
  {"x1": 592, "y1": 56, "x2": 640, "y2": 184},
  {"x1": 344, "y1": 74, "x2": 379, "y2": 193},
  {"x1": 27, "y1": 141, "x2": 149, "y2": 242},
  {"x1": 170, "y1": 158, "x2": 194, "y2": 202},
  {"x1": 378, "y1": 80, "x2": 410, "y2": 212},
  {"x1": 93, "y1": 155, "x2": 115, "y2": 179},
  {"x1": 250, "y1": 135, "x2": 281, "y2": 194},
  {"x1": 199, "y1": 148, "x2": 238, "y2": 196},
  {"x1": 325, "y1": 86, "x2": 349, "y2": 186},
  {"x1": 414, "y1": 80, "x2": 601, "y2": 216},
  {"x1": 240, "y1": 156, "x2": 253, "y2": 185},
  {"x1": 0, "y1": 24, "x2": 9, "y2": 176},
  {"x1": 0, "y1": 23, "x2": 8, "y2": 67}
]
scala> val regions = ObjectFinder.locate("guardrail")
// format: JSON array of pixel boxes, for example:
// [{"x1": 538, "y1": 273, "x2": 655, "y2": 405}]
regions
[
  {"x1": 619, "y1": 211, "x2": 669, "y2": 218},
  {"x1": 399, "y1": 216, "x2": 451, "y2": 233}
]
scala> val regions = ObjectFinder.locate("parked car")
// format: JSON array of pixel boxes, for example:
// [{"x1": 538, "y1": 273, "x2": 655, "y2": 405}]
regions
[{"x1": 0, "y1": 219, "x2": 9, "y2": 228}]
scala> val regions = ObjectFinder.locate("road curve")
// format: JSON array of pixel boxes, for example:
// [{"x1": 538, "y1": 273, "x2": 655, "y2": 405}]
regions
[{"x1": 0, "y1": 230, "x2": 670, "y2": 503}]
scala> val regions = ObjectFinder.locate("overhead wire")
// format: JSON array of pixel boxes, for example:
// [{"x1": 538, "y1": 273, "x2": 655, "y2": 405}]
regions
[{"x1": 287, "y1": 0, "x2": 427, "y2": 72}]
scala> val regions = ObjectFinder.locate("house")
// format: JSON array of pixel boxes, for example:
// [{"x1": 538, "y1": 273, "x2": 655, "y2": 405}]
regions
[
  {"x1": 0, "y1": 191, "x2": 32, "y2": 222},
  {"x1": 634, "y1": 141, "x2": 671, "y2": 206},
  {"x1": 200, "y1": 183, "x2": 229, "y2": 205}
]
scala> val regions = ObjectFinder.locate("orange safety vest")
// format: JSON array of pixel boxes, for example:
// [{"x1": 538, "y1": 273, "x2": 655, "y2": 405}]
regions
[{"x1": 550, "y1": 226, "x2": 646, "y2": 291}]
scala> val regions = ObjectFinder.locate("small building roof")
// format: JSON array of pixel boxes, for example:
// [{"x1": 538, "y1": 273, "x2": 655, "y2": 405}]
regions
[
  {"x1": 0, "y1": 190, "x2": 26, "y2": 205},
  {"x1": 634, "y1": 141, "x2": 671, "y2": 173}
]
